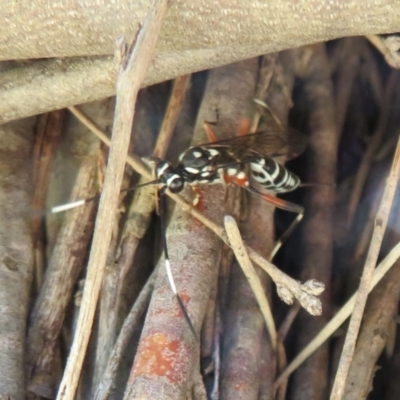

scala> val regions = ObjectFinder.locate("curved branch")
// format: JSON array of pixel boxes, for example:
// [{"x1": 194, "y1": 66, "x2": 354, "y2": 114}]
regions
[
  {"x1": 1, "y1": 1, "x2": 400, "y2": 124},
  {"x1": 1, "y1": 0, "x2": 400, "y2": 60}
]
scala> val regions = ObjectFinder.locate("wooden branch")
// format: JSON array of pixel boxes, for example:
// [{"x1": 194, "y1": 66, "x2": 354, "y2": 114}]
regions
[
  {"x1": 152, "y1": 74, "x2": 191, "y2": 158},
  {"x1": 31, "y1": 110, "x2": 65, "y2": 241},
  {"x1": 330, "y1": 136, "x2": 400, "y2": 400},
  {"x1": 342, "y1": 263, "x2": 400, "y2": 399},
  {"x1": 123, "y1": 60, "x2": 255, "y2": 400},
  {"x1": 2, "y1": 0, "x2": 400, "y2": 60},
  {"x1": 0, "y1": 47, "x2": 273, "y2": 124},
  {"x1": 0, "y1": 118, "x2": 35, "y2": 399},
  {"x1": 1, "y1": 2, "x2": 400, "y2": 124},
  {"x1": 92, "y1": 75, "x2": 190, "y2": 388},
  {"x1": 220, "y1": 53, "x2": 294, "y2": 400},
  {"x1": 27, "y1": 157, "x2": 98, "y2": 398},
  {"x1": 94, "y1": 270, "x2": 157, "y2": 400},
  {"x1": 291, "y1": 43, "x2": 338, "y2": 400},
  {"x1": 55, "y1": 1, "x2": 169, "y2": 399}
]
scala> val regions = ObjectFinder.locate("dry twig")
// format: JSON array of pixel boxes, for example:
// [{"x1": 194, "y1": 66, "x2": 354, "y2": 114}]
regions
[
  {"x1": 331, "y1": 135, "x2": 400, "y2": 399},
  {"x1": 275, "y1": 240, "x2": 400, "y2": 389},
  {"x1": 224, "y1": 215, "x2": 277, "y2": 349},
  {"x1": 346, "y1": 70, "x2": 399, "y2": 230},
  {"x1": 56, "y1": 1, "x2": 169, "y2": 398},
  {"x1": 93, "y1": 74, "x2": 191, "y2": 387}
]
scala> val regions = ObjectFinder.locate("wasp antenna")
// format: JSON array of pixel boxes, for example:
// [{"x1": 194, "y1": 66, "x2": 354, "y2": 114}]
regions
[
  {"x1": 120, "y1": 178, "x2": 160, "y2": 194},
  {"x1": 159, "y1": 188, "x2": 198, "y2": 340},
  {"x1": 50, "y1": 195, "x2": 99, "y2": 214},
  {"x1": 46, "y1": 179, "x2": 159, "y2": 215}
]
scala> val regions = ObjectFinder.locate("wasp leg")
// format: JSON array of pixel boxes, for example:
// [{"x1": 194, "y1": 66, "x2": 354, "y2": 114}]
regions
[
  {"x1": 247, "y1": 186, "x2": 304, "y2": 260},
  {"x1": 203, "y1": 121, "x2": 218, "y2": 142},
  {"x1": 236, "y1": 117, "x2": 251, "y2": 136},
  {"x1": 191, "y1": 186, "x2": 205, "y2": 211}
]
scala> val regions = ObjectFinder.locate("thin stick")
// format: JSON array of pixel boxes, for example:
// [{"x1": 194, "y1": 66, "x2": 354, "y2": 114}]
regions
[
  {"x1": 56, "y1": 2, "x2": 169, "y2": 399},
  {"x1": 224, "y1": 215, "x2": 277, "y2": 350},
  {"x1": 275, "y1": 240, "x2": 400, "y2": 390},
  {"x1": 346, "y1": 71, "x2": 399, "y2": 229},
  {"x1": 330, "y1": 136, "x2": 400, "y2": 400},
  {"x1": 153, "y1": 74, "x2": 191, "y2": 158},
  {"x1": 68, "y1": 105, "x2": 150, "y2": 178},
  {"x1": 278, "y1": 302, "x2": 301, "y2": 342}
]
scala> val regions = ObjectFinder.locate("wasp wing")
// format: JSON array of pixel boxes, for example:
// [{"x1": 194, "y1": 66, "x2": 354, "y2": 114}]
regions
[{"x1": 196, "y1": 127, "x2": 307, "y2": 161}]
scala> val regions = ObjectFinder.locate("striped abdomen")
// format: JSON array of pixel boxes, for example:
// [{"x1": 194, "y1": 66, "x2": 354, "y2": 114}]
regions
[{"x1": 250, "y1": 156, "x2": 300, "y2": 193}]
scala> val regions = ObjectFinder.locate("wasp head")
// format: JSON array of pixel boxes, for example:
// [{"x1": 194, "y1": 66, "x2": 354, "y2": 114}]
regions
[{"x1": 155, "y1": 161, "x2": 185, "y2": 193}]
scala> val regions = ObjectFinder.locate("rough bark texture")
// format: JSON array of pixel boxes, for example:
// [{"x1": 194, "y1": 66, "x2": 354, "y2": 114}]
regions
[
  {"x1": 209, "y1": 59, "x2": 262, "y2": 399},
  {"x1": 342, "y1": 263, "x2": 400, "y2": 399},
  {"x1": 1, "y1": 1, "x2": 400, "y2": 124},
  {"x1": 291, "y1": 43, "x2": 338, "y2": 400},
  {"x1": 26, "y1": 100, "x2": 111, "y2": 398},
  {"x1": 220, "y1": 53, "x2": 295, "y2": 400},
  {"x1": 0, "y1": 118, "x2": 35, "y2": 400},
  {"x1": 124, "y1": 60, "x2": 254, "y2": 400},
  {"x1": 2, "y1": 0, "x2": 400, "y2": 60}
]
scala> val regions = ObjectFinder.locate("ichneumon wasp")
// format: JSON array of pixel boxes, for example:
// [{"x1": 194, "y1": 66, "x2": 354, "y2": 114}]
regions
[{"x1": 49, "y1": 122, "x2": 307, "y2": 339}]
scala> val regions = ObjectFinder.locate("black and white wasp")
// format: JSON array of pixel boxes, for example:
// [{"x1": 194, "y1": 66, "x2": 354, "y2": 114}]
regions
[
  {"x1": 145, "y1": 123, "x2": 307, "y2": 336},
  {"x1": 155, "y1": 122, "x2": 305, "y2": 195},
  {"x1": 51, "y1": 122, "x2": 307, "y2": 338}
]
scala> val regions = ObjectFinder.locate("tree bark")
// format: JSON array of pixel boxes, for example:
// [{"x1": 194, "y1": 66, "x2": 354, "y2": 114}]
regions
[
  {"x1": 0, "y1": 118, "x2": 35, "y2": 400},
  {"x1": 1, "y1": 1, "x2": 400, "y2": 124},
  {"x1": 2, "y1": 0, "x2": 399, "y2": 60},
  {"x1": 290, "y1": 43, "x2": 338, "y2": 400}
]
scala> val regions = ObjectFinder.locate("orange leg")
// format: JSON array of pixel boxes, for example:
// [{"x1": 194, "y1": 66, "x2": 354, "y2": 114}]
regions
[
  {"x1": 192, "y1": 186, "x2": 205, "y2": 211},
  {"x1": 204, "y1": 117, "x2": 251, "y2": 142},
  {"x1": 236, "y1": 117, "x2": 251, "y2": 136},
  {"x1": 225, "y1": 173, "x2": 250, "y2": 188},
  {"x1": 203, "y1": 122, "x2": 218, "y2": 142},
  {"x1": 246, "y1": 186, "x2": 304, "y2": 259}
]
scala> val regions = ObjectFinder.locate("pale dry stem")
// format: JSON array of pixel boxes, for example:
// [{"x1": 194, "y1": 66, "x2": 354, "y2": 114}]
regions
[
  {"x1": 224, "y1": 215, "x2": 278, "y2": 350},
  {"x1": 275, "y1": 240, "x2": 400, "y2": 390},
  {"x1": 330, "y1": 136, "x2": 400, "y2": 400}
]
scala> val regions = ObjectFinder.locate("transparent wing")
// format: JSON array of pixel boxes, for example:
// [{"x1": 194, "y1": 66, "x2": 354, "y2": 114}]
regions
[{"x1": 196, "y1": 127, "x2": 307, "y2": 161}]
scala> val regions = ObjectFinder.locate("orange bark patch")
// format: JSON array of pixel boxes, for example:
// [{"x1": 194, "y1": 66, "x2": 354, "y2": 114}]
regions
[{"x1": 131, "y1": 333, "x2": 188, "y2": 384}]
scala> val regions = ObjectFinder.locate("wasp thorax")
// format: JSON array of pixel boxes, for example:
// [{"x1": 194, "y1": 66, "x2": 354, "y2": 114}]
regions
[{"x1": 179, "y1": 147, "x2": 218, "y2": 172}]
